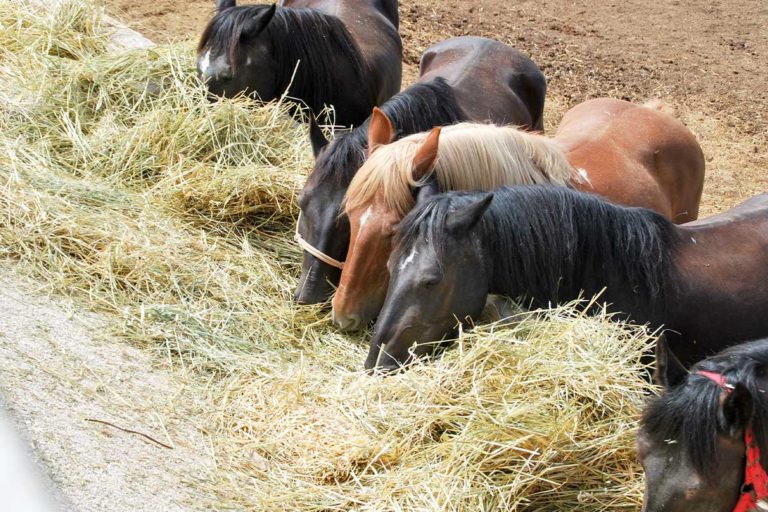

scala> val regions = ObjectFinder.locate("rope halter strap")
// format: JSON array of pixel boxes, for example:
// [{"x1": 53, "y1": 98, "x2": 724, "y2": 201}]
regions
[
  {"x1": 294, "y1": 211, "x2": 345, "y2": 270},
  {"x1": 696, "y1": 370, "x2": 768, "y2": 512}
]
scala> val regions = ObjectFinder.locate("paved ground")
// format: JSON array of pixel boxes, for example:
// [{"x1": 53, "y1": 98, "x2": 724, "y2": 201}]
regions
[{"x1": 0, "y1": 270, "x2": 212, "y2": 511}]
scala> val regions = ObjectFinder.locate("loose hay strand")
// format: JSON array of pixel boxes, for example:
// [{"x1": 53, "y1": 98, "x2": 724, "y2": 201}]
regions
[{"x1": 0, "y1": 1, "x2": 651, "y2": 510}]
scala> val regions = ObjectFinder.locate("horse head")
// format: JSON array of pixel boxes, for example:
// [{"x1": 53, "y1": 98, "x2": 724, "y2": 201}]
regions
[
  {"x1": 294, "y1": 115, "x2": 348, "y2": 305},
  {"x1": 639, "y1": 338, "x2": 764, "y2": 512},
  {"x1": 331, "y1": 120, "x2": 440, "y2": 331},
  {"x1": 197, "y1": 3, "x2": 278, "y2": 99},
  {"x1": 364, "y1": 192, "x2": 494, "y2": 372}
]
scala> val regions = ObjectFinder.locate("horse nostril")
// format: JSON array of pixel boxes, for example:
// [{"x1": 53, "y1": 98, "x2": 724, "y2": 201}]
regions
[{"x1": 333, "y1": 312, "x2": 361, "y2": 332}]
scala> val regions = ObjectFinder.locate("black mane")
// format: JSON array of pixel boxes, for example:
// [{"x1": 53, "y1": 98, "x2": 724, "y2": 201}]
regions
[
  {"x1": 395, "y1": 185, "x2": 676, "y2": 308},
  {"x1": 642, "y1": 339, "x2": 768, "y2": 476},
  {"x1": 198, "y1": 5, "x2": 371, "y2": 114},
  {"x1": 314, "y1": 77, "x2": 466, "y2": 185}
]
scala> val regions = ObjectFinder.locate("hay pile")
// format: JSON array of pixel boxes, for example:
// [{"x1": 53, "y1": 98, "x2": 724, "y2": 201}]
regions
[{"x1": 0, "y1": 1, "x2": 652, "y2": 509}]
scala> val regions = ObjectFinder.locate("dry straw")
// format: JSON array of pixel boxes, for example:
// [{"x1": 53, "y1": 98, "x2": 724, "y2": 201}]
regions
[{"x1": 0, "y1": 1, "x2": 652, "y2": 509}]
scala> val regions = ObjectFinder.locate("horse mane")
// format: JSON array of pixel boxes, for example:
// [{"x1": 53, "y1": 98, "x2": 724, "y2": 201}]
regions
[
  {"x1": 197, "y1": 5, "x2": 371, "y2": 112},
  {"x1": 344, "y1": 123, "x2": 575, "y2": 218},
  {"x1": 314, "y1": 78, "x2": 466, "y2": 186},
  {"x1": 642, "y1": 339, "x2": 768, "y2": 477},
  {"x1": 395, "y1": 185, "x2": 675, "y2": 304}
]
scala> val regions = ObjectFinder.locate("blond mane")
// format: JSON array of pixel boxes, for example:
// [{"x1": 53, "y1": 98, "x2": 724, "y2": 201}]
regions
[{"x1": 344, "y1": 122, "x2": 575, "y2": 218}]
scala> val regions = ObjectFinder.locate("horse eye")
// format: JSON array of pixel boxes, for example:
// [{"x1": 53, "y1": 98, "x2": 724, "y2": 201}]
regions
[{"x1": 421, "y1": 276, "x2": 440, "y2": 289}]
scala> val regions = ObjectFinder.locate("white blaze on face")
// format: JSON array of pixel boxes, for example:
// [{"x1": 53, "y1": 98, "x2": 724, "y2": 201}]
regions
[
  {"x1": 576, "y1": 167, "x2": 592, "y2": 186},
  {"x1": 199, "y1": 50, "x2": 211, "y2": 78},
  {"x1": 359, "y1": 206, "x2": 373, "y2": 229},
  {"x1": 399, "y1": 247, "x2": 418, "y2": 272}
]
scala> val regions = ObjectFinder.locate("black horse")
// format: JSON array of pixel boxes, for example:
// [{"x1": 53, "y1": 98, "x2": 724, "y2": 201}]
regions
[
  {"x1": 294, "y1": 36, "x2": 546, "y2": 304},
  {"x1": 639, "y1": 338, "x2": 768, "y2": 512},
  {"x1": 197, "y1": 0, "x2": 402, "y2": 127},
  {"x1": 366, "y1": 186, "x2": 768, "y2": 371}
]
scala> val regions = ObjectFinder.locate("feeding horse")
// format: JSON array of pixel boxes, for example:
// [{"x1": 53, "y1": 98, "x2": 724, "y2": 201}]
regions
[
  {"x1": 332, "y1": 99, "x2": 705, "y2": 331},
  {"x1": 366, "y1": 186, "x2": 768, "y2": 371},
  {"x1": 294, "y1": 36, "x2": 546, "y2": 304},
  {"x1": 196, "y1": 0, "x2": 402, "y2": 127},
  {"x1": 639, "y1": 338, "x2": 768, "y2": 512}
]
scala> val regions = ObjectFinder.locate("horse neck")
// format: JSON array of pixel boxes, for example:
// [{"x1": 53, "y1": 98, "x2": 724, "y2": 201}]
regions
[
  {"x1": 482, "y1": 189, "x2": 673, "y2": 321},
  {"x1": 269, "y1": 9, "x2": 371, "y2": 114},
  {"x1": 378, "y1": 79, "x2": 467, "y2": 136}
]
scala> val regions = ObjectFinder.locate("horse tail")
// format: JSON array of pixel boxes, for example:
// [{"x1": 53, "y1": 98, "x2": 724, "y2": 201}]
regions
[{"x1": 642, "y1": 99, "x2": 676, "y2": 118}]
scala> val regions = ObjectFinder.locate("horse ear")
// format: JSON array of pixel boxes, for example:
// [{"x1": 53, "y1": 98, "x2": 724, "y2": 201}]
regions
[
  {"x1": 411, "y1": 127, "x2": 441, "y2": 182},
  {"x1": 242, "y1": 4, "x2": 277, "y2": 38},
  {"x1": 653, "y1": 334, "x2": 688, "y2": 389},
  {"x1": 415, "y1": 177, "x2": 440, "y2": 205},
  {"x1": 216, "y1": 0, "x2": 236, "y2": 12},
  {"x1": 367, "y1": 107, "x2": 394, "y2": 153},
  {"x1": 309, "y1": 114, "x2": 329, "y2": 157},
  {"x1": 446, "y1": 193, "x2": 493, "y2": 235},
  {"x1": 721, "y1": 383, "x2": 754, "y2": 437}
]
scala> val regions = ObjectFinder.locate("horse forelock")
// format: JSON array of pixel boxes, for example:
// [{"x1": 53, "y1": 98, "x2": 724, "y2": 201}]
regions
[
  {"x1": 344, "y1": 139, "x2": 418, "y2": 219},
  {"x1": 643, "y1": 343, "x2": 768, "y2": 478},
  {"x1": 345, "y1": 123, "x2": 575, "y2": 220},
  {"x1": 197, "y1": 5, "x2": 274, "y2": 68}
]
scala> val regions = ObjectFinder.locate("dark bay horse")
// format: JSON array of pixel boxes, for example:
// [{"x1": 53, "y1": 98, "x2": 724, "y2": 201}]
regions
[
  {"x1": 294, "y1": 36, "x2": 546, "y2": 304},
  {"x1": 639, "y1": 338, "x2": 768, "y2": 512},
  {"x1": 366, "y1": 186, "x2": 768, "y2": 371},
  {"x1": 333, "y1": 99, "x2": 705, "y2": 331},
  {"x1": 197, "y1": 0, "x2": 402, "y2": 127}
]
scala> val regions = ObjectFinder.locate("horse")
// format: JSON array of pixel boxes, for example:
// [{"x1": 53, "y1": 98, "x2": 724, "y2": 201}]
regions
[
  {"x1": 332, "y1": 99, "x2": 705, "y2": 331},
  {"x1": 639, "y1": 337, "x2": 768, "y2": 512},
  {"x1": 294, "y1": 36, "x2": 547, "y2": 304},
  {"x1": 365, "y1": 186, "x2": 768, "y2": 371},
  {"x1": 196, "y1": 0, "x2": 402, "y2": 127}
]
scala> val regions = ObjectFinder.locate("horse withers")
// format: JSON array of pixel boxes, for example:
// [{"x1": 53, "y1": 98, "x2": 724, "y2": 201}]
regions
[
  {"x1": 366, "y1": 187, "x2": 768, "y2": 372},
  {"x1": 639, "y1": 338, "x2": 768, "y2": 512},
  {"x1": 333, "y1": 99, "x2": 705, "y2": 332},
  {"x1": 294, "y1": 36, "x2": 546, "y2": 305},
  {"x1": 196, "y1": 0, "x2": 402, "y2": 127}
]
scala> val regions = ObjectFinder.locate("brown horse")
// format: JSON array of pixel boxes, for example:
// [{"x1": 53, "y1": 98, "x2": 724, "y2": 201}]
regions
[
  {"x1": 331, "y1": 99, "x2": 706, "y2": 330},
  {"x1": 367, "y1": 187, "x2": 768, "y2": 371},
  {"x1": 558, "y1": 98, "x2": 704, "y2": 222},
  {"x1": 294, "y1": 37, "x2": 546, "y2": 304},
  {"x1": 197, "y1": 0, "x2": 402, "y2": 127}
]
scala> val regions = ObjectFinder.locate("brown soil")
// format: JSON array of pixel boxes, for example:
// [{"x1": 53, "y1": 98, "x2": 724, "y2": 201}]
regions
[{"x1": 102, "y1": 0, "x2": 767, "y2": 216}]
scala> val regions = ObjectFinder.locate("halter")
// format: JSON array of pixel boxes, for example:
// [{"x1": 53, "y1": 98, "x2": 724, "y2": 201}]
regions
[
  {"x1": 293, "y1": 212, "x2": 345, "y2": 270},
  {"x1": 696, "y1": 370, "x2": 768, "y2": 512}
]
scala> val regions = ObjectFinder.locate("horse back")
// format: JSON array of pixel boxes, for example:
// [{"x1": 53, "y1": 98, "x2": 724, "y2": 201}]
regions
[
  {"x1": 418, "y1": 37, "x2": 546, "y2": 130},
  {"x1": 556, "y1": 98, "x2": 705, "y2": 223}
]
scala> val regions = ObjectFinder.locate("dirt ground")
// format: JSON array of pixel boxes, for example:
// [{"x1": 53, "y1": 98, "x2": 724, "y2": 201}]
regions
[{"x1": 104, "y1": 0, "x2": 768, "y2": 216}]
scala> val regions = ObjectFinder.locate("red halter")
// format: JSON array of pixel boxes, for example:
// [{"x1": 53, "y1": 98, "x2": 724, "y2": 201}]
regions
[{"x1": 696, "y1": 370, "x2": 768, "y2": 512}]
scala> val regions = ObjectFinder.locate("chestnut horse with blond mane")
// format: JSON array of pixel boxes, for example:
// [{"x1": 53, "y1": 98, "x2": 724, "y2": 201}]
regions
[{"x1": 331, "y1": 98, "x2": 705, "y2": 331}]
